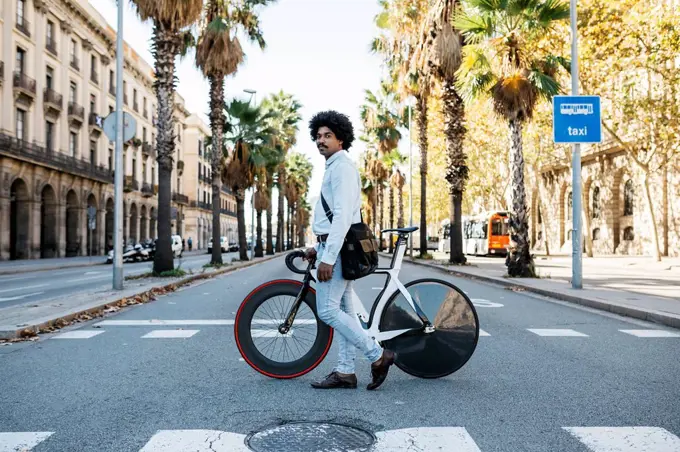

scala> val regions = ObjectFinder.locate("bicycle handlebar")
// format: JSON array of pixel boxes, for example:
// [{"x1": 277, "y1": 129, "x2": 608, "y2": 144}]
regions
[{"x1": 285, "y1": 250, "x2": 311, "y2": 275}]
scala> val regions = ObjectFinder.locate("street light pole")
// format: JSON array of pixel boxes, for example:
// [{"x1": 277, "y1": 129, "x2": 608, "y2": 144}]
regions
[
  {"x1": 570, "y1": 0, "x2": 582, "y2": 289},
  {"x1": 244, "y1": 89, "x2": 257, "y2": 260},
  {"x1": 112, "y1": 0, "x2": 124, "y2": 290}
]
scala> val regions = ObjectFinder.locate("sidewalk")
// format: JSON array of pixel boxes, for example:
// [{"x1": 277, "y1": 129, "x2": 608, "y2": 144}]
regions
[
  {"x1": 0, "y1": 249, "x2": 207, "y2": 275},
  {"x1": 386, "y1": 252, "x2": 680, "y2": 330},
  {"x1": 0, "y1": 254, "x2": 280, "y2": 340}
]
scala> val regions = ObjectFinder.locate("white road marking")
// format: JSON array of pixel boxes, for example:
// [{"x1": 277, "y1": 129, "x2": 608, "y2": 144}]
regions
[
  {"x1": 479, "y1": 329, "x2": 490, "y2": 336},
  {"x1": 95, "y1": 320, "x2": 235, "y2": 326},
  {"x1": 141, "y1": 330, "x2": 199, "y2": 339},
  {"x1": 251, "y1": 319, "x2": 317, "y2": 325},
  {"x1": 0, "y1": 276, "x2": 34, "y2": 282},
  {"x1": 0, "y1": 284, "x2": 48, "y2": 294},
  {"x1": 528, "y1": 328, "x2": 589, "y2": 337},
  {"x1": 67, "y1": 275, "x2": 108, "y2": 283},
  {"x1": 373, "y1": 427, "x2": 482, "y2": 451},
  {"x1": 52, "y1": 331, "x2": 105, "y2": 339},
  {"x1": 0, "y1": 432, "x2": 53, "y2": 451},
  {"x1": 619, "y1": 329, "x2": 680, "y2": 338},
  {"x1": 139, "y1": 430, "x2": 249, "y2": 451},
  {"x1": 372, "y1": 287, "x2": 383, "y2": 290},
  {"x1": 0, "y1": 292, "x2": 45, "y2": 302},
  {"x1": 564, "y1": 427, "x2": 680, "y2": 451},
  {"x1": 251, "y1": 329, "x2": 295, "y2": 338},
  {"x1": 471, "y1": 298, "x2": 504, "y2": 308},
  {"x1": 84, "y1": 271, "x2": 101, "y2": 275}
]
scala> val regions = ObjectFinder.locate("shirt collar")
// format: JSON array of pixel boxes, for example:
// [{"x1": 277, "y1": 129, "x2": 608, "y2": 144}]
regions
[{"x1": 325, "y1": 150, "x2": 345, "y2": 168}]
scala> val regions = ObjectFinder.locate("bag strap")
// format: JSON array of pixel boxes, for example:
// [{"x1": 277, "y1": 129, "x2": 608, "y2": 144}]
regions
[{"x1": 321, "y1": 192, "x2": 364, "y2": 224}]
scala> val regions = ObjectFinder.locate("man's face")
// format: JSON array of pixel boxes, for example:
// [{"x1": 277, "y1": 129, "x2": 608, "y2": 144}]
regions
[{"x1": 316, "y1": 126, "x2": 343, "y2": 159}]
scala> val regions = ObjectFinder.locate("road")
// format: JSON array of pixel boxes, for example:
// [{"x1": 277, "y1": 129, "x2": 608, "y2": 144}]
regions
[
  {"x1": 1, "y1": 255, "x2": 679, "y2": 451},
  {"x1": 0, "y1": 251, "x2": 239, "y2": 310}
]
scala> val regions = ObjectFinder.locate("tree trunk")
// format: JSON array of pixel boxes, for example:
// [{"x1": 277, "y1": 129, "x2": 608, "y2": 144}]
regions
[
  {"x1": 378, "y1": 184, "x2": 384, "y2": 250},
  {"x1": 152, "y1": 23, "x2": 179, "y2": 274},
  {"x1": 209, "y1": 74, "x2": 224, "y2": 265},
  {"x1": 397, "y1": 186, "x2": 404, "y2": 228},
  {"x1": 642, "y1": 173, "x2": 662, "y2": 262},
  {"x1": 255, "y1": 209, "x2": 263, "y2": 257},
  {"x1": 266, "y1": 171, "x2": 274, "y2": 255},
  {"x1": 276, "y1": 167, "x2": 285, "y2": 253},
  {"x1": 662, "y1": 156, "x2": 669, "y2": 257},
  {"x1": 505, "y1": 119, "x2": 535, "y2": 277},
  {"x1": 537, "y1": 182, "x2": 551, "y2": 256},
  {"x1": 443, "y1": 78, "x2": 468, "y2": 265},
  {"x1": 418, "y1": 93, "x2": 429, "y2": 257},
  {"x1": 236, "y1": 189, "x2": 248, "y2": 261},
  {"x1": 298, "y1": 216, "x2": 305, "y2": 247},
  {"x1": 371, "y1": 182, "x2": 378, "y2": 236},
  {"x1": 581, "y1": 189, "x2": 594, "y2": 257}
]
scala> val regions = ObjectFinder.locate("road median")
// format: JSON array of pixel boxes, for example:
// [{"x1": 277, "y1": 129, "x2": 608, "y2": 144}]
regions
[
  {"x1": 387, "y1": 253, "x2": 680, "y2": 330},
  {"x1": 0, "y1": 254, "x2": 281, "y2": 341}
]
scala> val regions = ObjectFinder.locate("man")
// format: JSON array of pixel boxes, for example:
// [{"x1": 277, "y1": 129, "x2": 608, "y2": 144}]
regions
[{"x1": 304, "y1": 110, "x2": 395, "y2": 390}]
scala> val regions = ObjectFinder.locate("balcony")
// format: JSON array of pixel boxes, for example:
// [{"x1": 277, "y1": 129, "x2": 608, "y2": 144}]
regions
[
  {"x1": 13, "y1": 72, "x2": 36, "y2": 105},
  {"x1": 16, "y1": 16, "x2": 31, "y2": 38},
  {"x1": 198, "y1": 201, "x2": 211, "y2": 210},
  {"x1": 172, "y1": 192, "x2": 189, "y2": 205},
  {"x1": 46, "y1": 38, "x2": 58, "y2": 57},
  {"x1": 43, "y1": 88, "x2": 63, "y2": 117},
  {"x1": 0, "y1": 132, "x2": 114, "y2": 184},
  {"x1": 88, "y1": 112, "x2": 103, "y2": 135},
  {"x1": 221, "y1": 185, "x2": 233, "y2": 195},
  {"x1": 142, "y1": 142, "x2": 155, "y2": 159},
  {"x1": 68, "y1": 102, "x2": 84, "y2": 126},
  {"x1": 141, "y1": 182, "x2": 154, "y2": 197},
  {"x1": 70, "y1": 57, "x2": 80, "y2": 72},
  {"x1": 221, "y1": 208, "x2": 237, "y2": 217},
  {"x1": 124, "y1": 176, "x2": 139, "y2": 192}
]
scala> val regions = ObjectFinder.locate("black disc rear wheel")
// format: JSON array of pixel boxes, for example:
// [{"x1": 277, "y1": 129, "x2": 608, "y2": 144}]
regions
[
  {"x1": 235, "y1": 280, "x2": 333, "y2": 379},
  {"x1": 379, "y1": 278, "x2": 479, "y2": 379}
]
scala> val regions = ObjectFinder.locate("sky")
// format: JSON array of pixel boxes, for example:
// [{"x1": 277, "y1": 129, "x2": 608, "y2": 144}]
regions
[{"x1": 89, "y1": 0, "x2": 400, "y2": 221}]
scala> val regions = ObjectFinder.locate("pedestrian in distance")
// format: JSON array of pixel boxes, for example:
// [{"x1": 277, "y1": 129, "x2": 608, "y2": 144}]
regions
[{"x1": 303, "y1": 110, "x2": 396, "y2": 390}]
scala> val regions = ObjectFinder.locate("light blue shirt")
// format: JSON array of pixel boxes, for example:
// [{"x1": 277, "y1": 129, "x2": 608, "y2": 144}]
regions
[{"x1": 312, "y1": 150, "x2": 362, "y2": 266}]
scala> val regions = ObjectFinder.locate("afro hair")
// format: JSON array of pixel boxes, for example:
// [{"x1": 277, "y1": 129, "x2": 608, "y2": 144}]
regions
[{"x1": 308, "y1": 110, "x2": 355, "y2": 150}]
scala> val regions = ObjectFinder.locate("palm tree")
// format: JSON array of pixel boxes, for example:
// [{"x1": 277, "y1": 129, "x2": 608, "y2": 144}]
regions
[
  {"x1": 222, "y1": 99, "x2": 274, "y2": 260},
  {"x1": 372, "y1": 0, "x2": 431, "y2": 258},
  {"x1": 195, "y1": 0, "x2": 273, "y2": 266},
  {"x1": 285, "y1": 152, "x2": 313, "y2": 248},
  {"x1": 454, "y1": 0, "x2": 570, "y2": 276},
  {"x1": 130, "y1": 0, "x2": 203, "y2": 273},
  {"x1": 391, "y1": 169, "x2": 406, "y2": 228}
]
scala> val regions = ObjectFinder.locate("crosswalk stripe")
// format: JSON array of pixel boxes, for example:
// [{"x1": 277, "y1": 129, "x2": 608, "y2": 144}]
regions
[
  {"x1": 139, "y1": 430, "x2": 248, "y2": 451},
  {"x1": 527, "y1": 328, "x2": 589, "y2": 337},
  {"x1": 564, "y1": 426, "x2": 680, "y2": 451},
  {"x1": 0, "y1": 432, "x2": 53, "y2": 451},
  {"x1": 373, "y1": 427, "x2": 482, "y2": 451},
  {"x1": 141, "y1": 330, "x2": 199, "y2": 339},
  {"x1": 619, "y1": 329, "x2": 680, "y2": 338},
  {"x1": 95, "y1": 320, "x2": 234, "y2": 326},
  {"x1": 52, "y1": 331, "x2": 105, "y2": 339}
]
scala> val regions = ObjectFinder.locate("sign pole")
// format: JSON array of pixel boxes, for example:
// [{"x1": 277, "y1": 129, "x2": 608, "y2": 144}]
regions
[
  {"x1": 113, "y1": 0, "x2": 124, "y2": 290},
  {"x1": 570, "y1": 0, "x2": 582, "y2": 289}
]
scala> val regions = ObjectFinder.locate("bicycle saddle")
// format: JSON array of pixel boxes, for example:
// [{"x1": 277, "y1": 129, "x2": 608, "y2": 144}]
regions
[{"x1": 381, "y1": 227, "x2": 418, "y2": 234}]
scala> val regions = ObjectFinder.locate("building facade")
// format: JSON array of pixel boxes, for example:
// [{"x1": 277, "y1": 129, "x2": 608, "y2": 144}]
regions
[{"x1": 0, "y1": 0, "x2": 232, "y2": 260}]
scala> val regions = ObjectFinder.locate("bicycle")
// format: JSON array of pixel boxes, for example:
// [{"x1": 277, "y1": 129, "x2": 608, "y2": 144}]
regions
[{"x1": 234, "y1": 227, "x2": 480, "y2": 380}]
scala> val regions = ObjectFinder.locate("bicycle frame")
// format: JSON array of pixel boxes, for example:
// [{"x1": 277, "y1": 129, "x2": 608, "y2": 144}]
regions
[{"x1": 282, "y1": 232, "x2": 433, "y2": 343}]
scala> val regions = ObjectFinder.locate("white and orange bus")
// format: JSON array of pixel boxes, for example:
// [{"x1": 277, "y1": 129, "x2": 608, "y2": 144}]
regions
[{"x1": 462, "y1": 211, "x2": 511, "y2": 256}]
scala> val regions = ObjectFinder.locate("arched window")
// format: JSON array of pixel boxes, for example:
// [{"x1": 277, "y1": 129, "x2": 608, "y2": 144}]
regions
[
  {"x1": 592, "y1": 228, "x2": 601, "y2": 240},
  {"x1": 623, "y1": 227, "x2": 634, "y2": 241},
  {"x1": 624, "y1": 180, "x2": 634, "y2": 216},
  {"x1": 592, "y1": 186, "x2": 601, "y2": 219},
  {"x1": 567, "y1": 191, "x2": 573, "y2": 220}
]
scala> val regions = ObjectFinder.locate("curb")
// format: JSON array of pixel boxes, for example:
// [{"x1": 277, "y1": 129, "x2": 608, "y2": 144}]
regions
[
  {"x1": 385, "y1": 253, "x2": 680, "y2": 330},
  {"x1": 0, "y1": 254, "x2": 281, "y2": 341},
  {"x1": 0, "y1": 261, "x2": 108, "y2": 275}
]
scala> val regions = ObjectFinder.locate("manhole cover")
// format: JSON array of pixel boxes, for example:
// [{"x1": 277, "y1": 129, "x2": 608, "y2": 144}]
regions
[{"x1": 246, "y1": 421, "x2": 375, "y2": 452}]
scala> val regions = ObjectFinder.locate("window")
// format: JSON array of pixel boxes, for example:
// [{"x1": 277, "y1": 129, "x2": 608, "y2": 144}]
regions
[
  {"x1": 45, "y1": 122, "x2": 54, "y2": 150},
  {"x1": 45, "y1": 67, "x2": 53, "y2": 89},
  {"x1": 132, "y1": 158, "x2": 137, "y2": 179},
  {"x1": 69, "y1": 132, "x2": 78, "y2": 156},
  {"x1": 592, "y1": 228, "x2": 601, "y2": 240},
  {"x1": 109, "y1": 70, "x2": 114, "y2": 91},
  {"x1": 90, "y1": 54, "x2": 97, "y2": 82},
  {"x1": 90, "y1": 94, "x2": 96, "y2": 113},
  {"x1": 623, "y1": 227, "x2": 634, "y2": 241},
  {"x1": 108, "y1": 149, "x2": 113, "y2": 169},
  {"x1": 90, "y1": 140, "x2": 97, "y2": 165},
  {"x1": 123, "y1": 81, "x2": 127, "y2": 104},
  {"x1": 17, "y1": 0, "x2": 26, "y2": 25},
  {"x1": 46, "y1": 21, "x2": 55, "y2": 49},
  {"x1": 16, "y1": 109, "x2": 26, "y2": 141},
  {"x1": 16, "y1": 47, "x2": 26, "y2": 74},
  {"x1": 133, "y1": 89, "x2": 137, "y2": 109},
  {"x1": 70, "y1": 39, "x2": 78, "y2": 67},
  {"x1": 623, "y1": 180, "x2": 634, "y2": 216},
  {"x1": 70, "y1": 82, "x2": 77, "y2": 104},
  {"x1": 151, "y1": 167, "x2": 155, "y2": 185},
  {"x1": 566, "y1": 191, "x2": 573, "y2": 220},
  {"x1": 143, "y1": 98, "x2": 147, "y2": 117},
  {"x1": 592, "y1": 186, "x2": 601, "y2": 219},
  {"x1": 143, "y1": 127, "x2": 147, "y2": 142},
  {"x1": 143, "y1": 162, "x2": 147, "y2": 183}
]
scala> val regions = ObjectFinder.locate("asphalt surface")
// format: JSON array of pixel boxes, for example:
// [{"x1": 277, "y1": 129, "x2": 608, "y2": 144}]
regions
[
  {"x1": 0, "y1": 252, "x2": 239, "y2": 309},
  {"x1": 1, "y1": 254, "x2": 679, "y2": 451}
]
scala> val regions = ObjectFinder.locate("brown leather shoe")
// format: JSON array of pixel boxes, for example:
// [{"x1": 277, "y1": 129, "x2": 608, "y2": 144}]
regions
[
  {"x1": 311, "y1": 371, "x2": 358, "y2": 389},
  {"x1": 367, "y1": 349, "x2": 396, "y2": 390}
]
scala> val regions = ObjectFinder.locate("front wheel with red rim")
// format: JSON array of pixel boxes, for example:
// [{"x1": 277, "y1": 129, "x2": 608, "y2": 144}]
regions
[{"x1": 234, "y1": 280, "x2": 333, "y2": 379}]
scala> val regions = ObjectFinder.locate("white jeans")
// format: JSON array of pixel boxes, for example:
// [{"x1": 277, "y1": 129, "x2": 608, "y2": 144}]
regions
[{"x1": 315, "y1": 243, "x2": 383, "y2": 374}]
